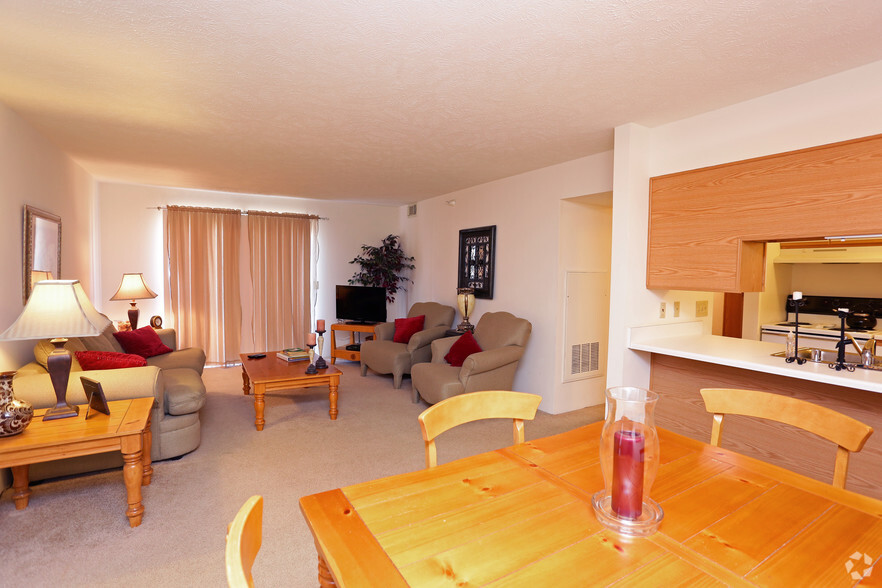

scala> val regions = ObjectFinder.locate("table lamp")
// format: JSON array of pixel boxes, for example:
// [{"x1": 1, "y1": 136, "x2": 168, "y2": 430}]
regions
[
  {"x1": 110, "y1": 273, "x2": 157, "y2": 329},
  {"x1": 30, "y1": 270, "x2": 53, "y2": 290},
  {"x1": 0, "y1": 280, "x2": 111, "y2": 420}
]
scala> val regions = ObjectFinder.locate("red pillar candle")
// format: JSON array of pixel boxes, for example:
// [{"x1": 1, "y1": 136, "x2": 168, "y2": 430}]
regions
[
  {"x1": 611, "y1": 428, "x2": 645, "y2": 519},
  {"x1": 317, "y1": 319, "x2": 325, "y2": 331},
  {"x1": 308, "y1": 333, "x2": 317, "y2": 345}
]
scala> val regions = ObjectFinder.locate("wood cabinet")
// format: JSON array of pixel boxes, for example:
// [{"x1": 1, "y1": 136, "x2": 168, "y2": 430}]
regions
[{"x1": 647, "y1": 133, "x2": 882, "y2": 291}]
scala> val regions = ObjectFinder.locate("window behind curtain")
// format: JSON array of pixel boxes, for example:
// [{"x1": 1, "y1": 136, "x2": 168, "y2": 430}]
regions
[
  {"x1": 247, "y1": 211, "x2": 315, "y2": 351},
  {"x1": 166, "y1": 206, "x2": 242, "y2": 365}
]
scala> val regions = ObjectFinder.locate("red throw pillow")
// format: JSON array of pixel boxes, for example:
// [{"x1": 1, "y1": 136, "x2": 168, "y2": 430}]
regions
[
  {"x1": 75, "y1": 350, "x2": 148, "y2": 370},
  {"x1": 393, "y1": 315, "x2": 425, "y2": 344},
  {"x1": 112, "y1": 326, "x2": 173, "y2": 358},
  {"x1": 444, "y1": 331, "x2": 483, "y2": 367}
]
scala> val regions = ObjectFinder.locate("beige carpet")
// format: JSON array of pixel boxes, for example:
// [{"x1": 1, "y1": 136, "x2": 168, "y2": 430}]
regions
[{"x1": 0, "y1": 362, "x2": 602, "y2": 587}]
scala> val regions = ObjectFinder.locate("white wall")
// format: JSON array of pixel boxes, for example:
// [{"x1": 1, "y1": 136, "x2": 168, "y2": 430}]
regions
[
  {"x1": 0, "y1": 103, "x2": 96, "y2": 371},
  {"x1": 403, "y1": 152, "x2": 614, "y2": 412},
  {"x1": 609, "y1": 59, "x2": 882, "y2": 389},
  {"x1": 95, "y1": 182, "x2": 401, "y2": 351}
]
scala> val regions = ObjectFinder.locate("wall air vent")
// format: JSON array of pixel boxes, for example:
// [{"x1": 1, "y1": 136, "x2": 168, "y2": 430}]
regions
[
  {"x1": 407, "y1": 204, "x2": 417, "y2": 217},
  {"x1": 571, "y1": 341, "x2": 600, "y2": 376}
]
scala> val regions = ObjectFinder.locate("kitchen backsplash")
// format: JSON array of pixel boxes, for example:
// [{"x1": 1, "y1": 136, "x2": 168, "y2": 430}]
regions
[{"x1": 791, "y1": 263, "x2": 882, "y2": 298}]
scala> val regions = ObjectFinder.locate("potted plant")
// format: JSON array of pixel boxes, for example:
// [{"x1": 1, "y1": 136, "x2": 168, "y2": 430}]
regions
[{"x1": 349, "y1": 234, "x2": 415, "y2": 302}]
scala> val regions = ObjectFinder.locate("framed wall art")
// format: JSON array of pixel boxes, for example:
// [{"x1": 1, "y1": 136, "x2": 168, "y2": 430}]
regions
[
  {"x1": 23, "y1": 205, "x2": 62, "y2": 303},
  {"x1": 457, "y1": 225, "x2": 496, "y2": 299}
]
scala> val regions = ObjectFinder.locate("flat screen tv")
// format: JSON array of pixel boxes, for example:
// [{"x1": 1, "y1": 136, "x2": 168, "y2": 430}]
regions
[{"x1": 335, "y1": 285, "x2": 387, "y2": 324}]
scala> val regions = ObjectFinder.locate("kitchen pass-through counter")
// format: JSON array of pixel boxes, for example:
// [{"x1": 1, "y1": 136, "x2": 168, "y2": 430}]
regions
[{"x1": 628, "y1": 321, "x2": 882, "y2": 499}]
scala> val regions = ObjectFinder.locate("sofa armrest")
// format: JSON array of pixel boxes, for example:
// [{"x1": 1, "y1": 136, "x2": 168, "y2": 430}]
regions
[
  {"x1": 429, "y1": 336, "x2": 459, "y2": 363},
  {"x1": 374, "y1": 322, "x2": 395, "y2": 341},
  {"x1": 12, "y1": 366, "x2": 165, "y2": 415},
  {"x1": 459, "y1": 346, "x2": 524, "y2": 378},
  {"x1": 155, "y1": 328, "x2": 178, "y2": 351},
  {"x1": 407, "y1": 325, "x2": 451, "y2": 352}
]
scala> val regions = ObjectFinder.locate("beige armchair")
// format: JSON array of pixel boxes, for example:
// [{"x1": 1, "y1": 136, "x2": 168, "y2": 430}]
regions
[
  {"x1": 360, "y1": 301, "x2": 456, "y2": 389},
  {"x1": 411, "y1": 311, "x2": 532, "y2": 404}
]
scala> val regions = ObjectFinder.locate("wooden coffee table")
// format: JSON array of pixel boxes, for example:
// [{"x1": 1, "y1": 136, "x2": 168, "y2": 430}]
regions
[
  {"x1": 0, "y1": 397, "x2": 153, "y2": 528},
  {"x1": 239, "y1": 352, "x2": 342, "y2": 430}
]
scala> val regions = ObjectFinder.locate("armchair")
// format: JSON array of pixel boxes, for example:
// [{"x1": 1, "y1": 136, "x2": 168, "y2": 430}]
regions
[
  {"x1": 360, "y1": 302, "x2": 456, "y2": 389},
  {"x1": 411, "y1": 311, "x2": 532, "y2": 404}
]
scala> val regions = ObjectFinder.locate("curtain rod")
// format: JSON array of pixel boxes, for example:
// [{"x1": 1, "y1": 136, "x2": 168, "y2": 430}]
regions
[{"x1": 148, "y1": 206, "x2": 328, "y2": 220}]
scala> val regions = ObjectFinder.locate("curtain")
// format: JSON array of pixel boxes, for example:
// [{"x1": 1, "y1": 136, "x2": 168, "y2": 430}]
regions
[
  {"x1": 247, "y1": 211, "x2": 315, "y2": 351},
  {"x1": 166, "y1": 206, "x2": 242, "y2": 365}
]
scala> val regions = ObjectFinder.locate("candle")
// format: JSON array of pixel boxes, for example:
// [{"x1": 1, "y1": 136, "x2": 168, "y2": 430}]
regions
[
  {"x1": 317, "y1": 319, "x2": 325, "y2": 331},
  {"x1": 611, "y1": 428, "x2": 644, "y2": 519},
  {"x1": 792, "y1": 291, "x2": 802, "y2": 301},
  {"x1": 308, "y1": 333, "x2": 316, "y2": 345}
]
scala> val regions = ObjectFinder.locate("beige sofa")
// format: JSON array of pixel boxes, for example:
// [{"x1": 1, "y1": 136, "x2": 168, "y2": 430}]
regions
[{"x1": 10, "y1": 323, "x2": 206, "y2": 481}]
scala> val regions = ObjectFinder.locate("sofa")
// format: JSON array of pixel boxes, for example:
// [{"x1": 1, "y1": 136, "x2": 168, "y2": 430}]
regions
[{"x1": 9, "y1": 323, "x2": 206, "y2": 481}]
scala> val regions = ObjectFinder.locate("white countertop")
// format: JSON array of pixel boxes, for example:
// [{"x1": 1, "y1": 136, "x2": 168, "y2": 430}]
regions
[{"x1": 628, "y1": 322, "x2": 882, "y2": 394}]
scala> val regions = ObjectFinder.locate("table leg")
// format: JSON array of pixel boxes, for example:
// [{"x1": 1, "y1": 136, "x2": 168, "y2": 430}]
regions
[
  {"x1": 317, "y1": 552, "x2": 338, "y2": 588},
  {"x1": 328, "y1": 381, "x2": 339, "y2": 420},
  {"x1": 254, "y1": 383, "x2": 266, "y2": 431},
  {"x1": 11, "y1": 465, "x2": 31, "y2": 510},
  {"x1": 242, "y1": 366, "x2": 251, "y2": 395},
  {"x1": 330, "y1": 329, "x2": 337, "y2": 364},
  {"x1": 141, "y1": 413, "x2": 153, "y2": 486},
  {"x1": 121, "y1": 435, "x2": 145, "y2": 528}
]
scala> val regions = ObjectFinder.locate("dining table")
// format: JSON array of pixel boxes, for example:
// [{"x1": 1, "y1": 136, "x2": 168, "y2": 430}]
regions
[{"x1": 299, "y1": 422, "x2": 882, "y2": 587}]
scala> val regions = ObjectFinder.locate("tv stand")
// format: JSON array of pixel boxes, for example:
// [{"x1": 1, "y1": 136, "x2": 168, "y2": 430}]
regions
[{"x1": 330, "y1": 323, "x2": 378, "y2": 364}]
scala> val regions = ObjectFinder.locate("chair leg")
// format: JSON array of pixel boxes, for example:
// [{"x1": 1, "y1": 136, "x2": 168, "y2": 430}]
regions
[
  {"x1": 412, "y1": 388, "x2": 420, "y2": 403},
  {"x1": 360, "y1": 362, "x2": 367, "y2": 376},
  {"x1": 393, "y1": 372, "x2": 402, "y2": 389}
]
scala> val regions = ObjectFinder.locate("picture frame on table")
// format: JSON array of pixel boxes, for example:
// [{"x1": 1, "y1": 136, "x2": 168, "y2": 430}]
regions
[
  {"x1": 457, "y1": 225, "x2": 496, "y2": 299},
  {"x1": 81, "y1": 377, "x2": 110, "y2": 419}
]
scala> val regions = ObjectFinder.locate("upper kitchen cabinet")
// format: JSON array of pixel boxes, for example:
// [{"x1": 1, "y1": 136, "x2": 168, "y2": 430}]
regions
[{"x1": 647, "y1": 133, "x2": 882, "y2": 292}]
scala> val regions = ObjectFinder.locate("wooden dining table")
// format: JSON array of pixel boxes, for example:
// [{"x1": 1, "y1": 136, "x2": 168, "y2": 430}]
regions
[{"x1": 299, "y1": 422, "x2": 882, "y2": 587}]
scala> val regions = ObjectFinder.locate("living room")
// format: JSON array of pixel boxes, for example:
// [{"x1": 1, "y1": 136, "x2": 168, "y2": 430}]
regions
[{"x1": 3, "y1": 2, "x2": 882, "y2": 585}]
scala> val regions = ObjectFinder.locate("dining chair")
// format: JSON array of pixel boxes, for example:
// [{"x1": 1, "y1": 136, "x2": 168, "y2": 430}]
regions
[
  {"x1": 699, "y1": 388, "x2": 873, "y2": 488},
  {"x1": 418, "y1": 390, "x2": 542, "y2": 468},
  {"x1": 226, "y1": 495, "x2": 264, "y2": 588}
]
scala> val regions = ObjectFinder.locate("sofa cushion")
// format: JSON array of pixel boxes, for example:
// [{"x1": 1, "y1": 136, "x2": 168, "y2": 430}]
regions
[
  {"x1": 444, "y1": 331, "x2": 483, "y2": 367},
  {"x1": 393, "y1": 315, "x2": 425, "y2": 344},
  {"x1": 113, "y1": 326, "x2": 173, "y2": 358},
  {"x1": 80, "y1": 323, "x2": 127, "y2": 353},
  {"x1": 34, "y1": 338, "x2": 87, "y2": 371},
  {"x1": 146, "y1": 346, "x2": 207, "y2": 375},
  {"x1": 162, "y1": 368, "x2": 207, "y2": 415},
  {"x1": 75, "y1": 350, "x2": 147, "y2": 370}
]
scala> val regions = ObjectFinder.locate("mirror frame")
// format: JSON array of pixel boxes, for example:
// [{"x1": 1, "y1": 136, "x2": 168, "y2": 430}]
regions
[{"x1": 23, "y1": 205, "x2": 62, "y2": 303}]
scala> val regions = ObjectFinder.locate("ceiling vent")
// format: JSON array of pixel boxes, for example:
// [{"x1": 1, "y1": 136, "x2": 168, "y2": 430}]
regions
[{"x1": 407, "y1": 203, "x2": 417, "y2": 217}]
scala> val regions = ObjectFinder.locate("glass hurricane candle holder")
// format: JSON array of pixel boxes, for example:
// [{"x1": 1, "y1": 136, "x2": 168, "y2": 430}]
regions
[{"x1": 592, "y1": 386, "x2": 664, "y2": 536}]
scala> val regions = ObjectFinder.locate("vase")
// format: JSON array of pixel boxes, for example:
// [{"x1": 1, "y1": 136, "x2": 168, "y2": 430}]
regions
[
  {"x1": 0, "y1": 371, "x2": 33, "y2": 437},
  {"x1": 591, "y1": 386, "x2": 664, "y2": 536}
]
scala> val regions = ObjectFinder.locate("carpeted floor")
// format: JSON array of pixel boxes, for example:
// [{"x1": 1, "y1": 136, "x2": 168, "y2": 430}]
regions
[{"x1": 0, "y1": 362, "x2": 602, "y2": 586}]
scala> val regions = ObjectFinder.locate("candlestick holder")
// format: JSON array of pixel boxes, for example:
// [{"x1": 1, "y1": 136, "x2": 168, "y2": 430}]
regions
[
  {"x1": 314, "y1": 330, "x2": 328, "y2": 369},
  {"x1": 785, "y1": 297, "x2": 807, "y2": 365},
  {"x1": 305, "y1": 344, "x2": 318, "y2": 374},
  {"x1": 592, "y1": 386, "x2": 664, "y2": 536}
]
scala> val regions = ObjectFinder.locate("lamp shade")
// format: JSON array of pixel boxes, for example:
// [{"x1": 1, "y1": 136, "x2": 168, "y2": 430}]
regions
[
  {"x1": 0, "y1": 280, "x2": 111, "y2": 340},
  {"x1": 110, "y1": 273, "x2": 158, "y2": 301},
  {"x1": 30, "y1": 270, "x2": 53, "y2": 289}
]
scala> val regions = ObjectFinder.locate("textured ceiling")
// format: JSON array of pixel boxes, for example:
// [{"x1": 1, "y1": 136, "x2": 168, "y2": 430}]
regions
[{"x1": 2, "y1": 1, "x2": 882, "y2": 204}]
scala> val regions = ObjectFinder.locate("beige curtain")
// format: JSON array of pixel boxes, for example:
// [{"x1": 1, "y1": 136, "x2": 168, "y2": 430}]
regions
[
  {"x1": 247, "y1": 211, "x2": 315, "y2": 351},
  {"x1": 166, "y1": 206, "x2": 242, "y2": 365}
]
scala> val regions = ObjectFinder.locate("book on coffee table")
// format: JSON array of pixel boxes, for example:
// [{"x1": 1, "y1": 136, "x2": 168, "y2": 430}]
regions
[{"x1": 277, "y1": 348, "x2": 309, "y2": 362}]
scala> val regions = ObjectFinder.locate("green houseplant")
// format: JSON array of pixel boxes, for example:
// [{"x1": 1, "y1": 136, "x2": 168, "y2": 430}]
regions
[{"x1": 349, "y1": 234, "x2": 415, "y2": 302}]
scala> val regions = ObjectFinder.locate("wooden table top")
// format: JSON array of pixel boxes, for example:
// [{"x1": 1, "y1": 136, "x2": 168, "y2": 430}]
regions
[
  {"x1": 239, "y1": 352, "x2": 340, "y2": 382},
  {"x1": 300, "y1": 422, "x2": 882, "y2": 587},
  {"x1": 0, "y1": 398, "x2": 153, "y2": 464}
]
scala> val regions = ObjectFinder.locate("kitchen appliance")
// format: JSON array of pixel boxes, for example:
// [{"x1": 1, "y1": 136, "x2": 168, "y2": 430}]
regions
[{"x1": 760, "y1": 295, "x2": 882, "y2": 352}]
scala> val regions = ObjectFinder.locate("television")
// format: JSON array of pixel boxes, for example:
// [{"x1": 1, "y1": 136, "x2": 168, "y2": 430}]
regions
[{"x1": 335, "y1": 285, "x2": 387, "y2": 324}]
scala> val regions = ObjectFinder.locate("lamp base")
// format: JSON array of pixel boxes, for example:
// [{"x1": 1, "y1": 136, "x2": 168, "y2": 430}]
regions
[
  {"x1": 128, "y1": 304, "x2": 140, "y2": 330},
  {"x1": 43, "y1": 403, "x2": 80, "y2": 421}
]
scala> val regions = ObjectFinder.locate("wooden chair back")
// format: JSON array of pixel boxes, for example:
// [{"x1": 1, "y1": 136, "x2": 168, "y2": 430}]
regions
[
  {"x1": 700, "y1": 388, "x2": 873, "y2": 488},
  {"x1": 418, "y1": 390, "x2": 542, "y2": 468},
  {"x1": 226, "y1": 495, "x2": 264, "y2": 587}
]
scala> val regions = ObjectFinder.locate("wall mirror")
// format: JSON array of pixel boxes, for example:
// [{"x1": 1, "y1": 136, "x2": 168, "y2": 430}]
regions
[{"x1": 23, "y1": 205, "x2": 62, "y2": 303}]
